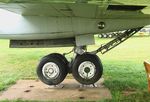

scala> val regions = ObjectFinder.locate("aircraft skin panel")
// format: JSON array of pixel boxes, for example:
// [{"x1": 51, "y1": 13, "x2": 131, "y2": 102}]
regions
[
  {"x1": 0, "y1": 16, "x2": 73, "y2": 35},
  {"x1": 0, "y1": 1, "x2": 150, "y2": 18},
  {"x1": 0, "y1": 32, "x2": 74, "y2": 40},
  {"x1": 112, "y1": 0, "x2": 150, "y2": 5},
  {"x1": 0, "y1": 0, "x2": 150, "y2": 5},
  {"x1": 0, "y1": 3, "x2": 99, "y2": 18},
  {"x1": 0, "y1": 16, "x2": 150, "y2": 40},
  {"x1": 0, "y1": 0, "x2": 150, "y2": 41}
]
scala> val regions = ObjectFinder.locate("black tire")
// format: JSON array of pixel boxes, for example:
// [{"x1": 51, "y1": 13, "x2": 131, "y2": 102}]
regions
[
  {"x1": 44, "y1": 53, "x2": 69, "y2": 66},
  {"x1": 37, "y1": 54, "x2": 68, "y2": 85},
  {"x1": 45, "y1": 53, "x2": 70, "y2": 73},
  {"x1": 72, "y1": 53, "x2": 103, "y2": 85}
]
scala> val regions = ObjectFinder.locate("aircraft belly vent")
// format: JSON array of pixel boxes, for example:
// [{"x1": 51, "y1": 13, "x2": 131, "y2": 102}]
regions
[
  {"x1": 107, "y1": 5, "x2": 146, "y2": 11},
  {"x1": 10, "y1": 38, "x2": 75, "y2": 48}
]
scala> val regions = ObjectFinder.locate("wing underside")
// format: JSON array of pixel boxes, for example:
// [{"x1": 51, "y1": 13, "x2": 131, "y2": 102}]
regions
[
  {"x1": 0, "y1": 0, "x2": 150, "y2": 18},
  {"x1": 0, "y1": 0, "x2": 150, "y2": 41}
]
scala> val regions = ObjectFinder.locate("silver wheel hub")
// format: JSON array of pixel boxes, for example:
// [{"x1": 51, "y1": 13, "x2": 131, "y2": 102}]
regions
[
  {"x1": 78, "y1": 61, "x2": 96, "y2": 79},
  {"x1": 42, "y1": 62, "x2": 60, "y2": 79}
]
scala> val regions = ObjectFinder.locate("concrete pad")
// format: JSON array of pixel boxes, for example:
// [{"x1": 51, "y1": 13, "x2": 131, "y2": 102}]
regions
[{"x1": 0, "y1": 79, "x2": 111, "y2": 101}]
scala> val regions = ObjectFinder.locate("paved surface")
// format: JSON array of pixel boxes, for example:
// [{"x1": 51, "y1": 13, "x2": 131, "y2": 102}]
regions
[{"x1": 0, "y1": 78, "x2": 111, "y2": 101}]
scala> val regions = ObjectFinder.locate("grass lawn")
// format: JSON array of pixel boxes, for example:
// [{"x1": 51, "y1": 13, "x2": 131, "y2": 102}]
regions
[{"x1": 0, "y1": 36, "x2": 150, "y2": 102}]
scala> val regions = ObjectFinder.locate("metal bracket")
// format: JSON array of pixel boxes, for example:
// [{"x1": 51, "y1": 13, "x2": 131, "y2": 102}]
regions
[{"x1": 74, "y1": 46, "x2": 87, "y2": 55}]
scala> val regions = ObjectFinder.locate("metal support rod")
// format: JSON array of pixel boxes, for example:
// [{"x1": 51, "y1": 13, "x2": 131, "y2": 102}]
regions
[{"x1": 91, "y1": 27, "x2": 143, "y2": 54}]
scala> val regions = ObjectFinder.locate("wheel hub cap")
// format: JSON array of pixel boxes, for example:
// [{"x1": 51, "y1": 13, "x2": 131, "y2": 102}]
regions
[
  {"x1": 78, "y1": 61, "x2": 96, "y2": 79},
  {"x1": 48, "y1": 68, "x2": 54, "y2": 74},
  {"x1": 42, "y1": 62, "x2": 60, "y2": 79},
  {"x1": 84, "y1": 67, "x2": 90, "y2": 73}
]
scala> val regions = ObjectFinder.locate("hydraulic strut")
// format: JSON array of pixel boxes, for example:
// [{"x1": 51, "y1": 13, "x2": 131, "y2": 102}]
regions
[{"x1": 92, "y1": 27, "x2": 143, "y2": 54}]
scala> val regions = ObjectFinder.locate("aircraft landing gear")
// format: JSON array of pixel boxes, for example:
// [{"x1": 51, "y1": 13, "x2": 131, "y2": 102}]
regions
[{"x1": 37, "y1": 47, "x2": 103, "y2": 86}]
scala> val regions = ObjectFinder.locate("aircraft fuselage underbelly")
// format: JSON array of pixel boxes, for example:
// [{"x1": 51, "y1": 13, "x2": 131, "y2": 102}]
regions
[{"x1": 0, "y1": 16, "x2": 150, "y2": 40}]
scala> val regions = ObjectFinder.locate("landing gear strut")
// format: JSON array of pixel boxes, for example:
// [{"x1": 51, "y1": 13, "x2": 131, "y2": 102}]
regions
[
  {"x1": 37, "y1": 27, "x2": 143, "y2": 86},
  {"x1": 37, "y1": 47, "x2": 103, "y2": 85}
]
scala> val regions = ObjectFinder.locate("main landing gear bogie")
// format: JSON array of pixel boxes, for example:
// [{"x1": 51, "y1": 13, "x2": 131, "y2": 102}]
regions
[
  {"x1": 36, "y1": 27, "x2": 143, "y2": 86},
  {"x1": 37, "y1": 49, "x2": 103, "y2": 86}
]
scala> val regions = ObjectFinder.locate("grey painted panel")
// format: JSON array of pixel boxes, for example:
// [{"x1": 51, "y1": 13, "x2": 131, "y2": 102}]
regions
[
  {"x1": 72, "y1": 17, "x2": 150, "y2": 34},
  {"x1": 100, "y1": 18, "x2": 150, "y2": 32},
  {"x1": 0, "y1": 15, "x2": 150, "y2": 40},
  {"x1": 0, "y1": 2, "x2": 149, "y2": 18},
  {"x1": 0, "y1": 32, "x2": 74, "y2": 40},
  {"x1": 0, "y1": 3, "x2": 101, "y2": 18},
  {"x1": 75, "y1": 34, "x2": 95, "y2": 46},
  {"x1": 51, "y1": 3, "x2": 74, "y2": 17},
  {"x1": 0, "y1": 15, "x2": 72, "y2": 34},
  {"x1": 69, "y1": 3, "x2": 97, "y2": 18},
  {"x1": 57, "y1": 17, "x2": 73, "y2": 32},
  {"x1": 21, "y1": 3, "x2": 65, "y2": 16},
  {"x1": 0, "y1": 3, "x2": 73, "y2": 17},
  {"x1": 0, "y1": 3, "x2": 23, "y2": 9},
  {"x1": 72, "y1": 18, "x2": 97, "y2": 34}
]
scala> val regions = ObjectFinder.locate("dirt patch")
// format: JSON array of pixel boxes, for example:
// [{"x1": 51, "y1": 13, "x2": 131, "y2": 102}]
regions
[{"x1": 0, "y1": 78, "x2": 111, "y2": 101}]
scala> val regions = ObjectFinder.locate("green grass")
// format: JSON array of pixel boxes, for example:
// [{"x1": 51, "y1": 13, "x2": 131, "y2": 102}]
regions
[{"x1": 0, "y1": 36, "x2": 150, "y2": 102}]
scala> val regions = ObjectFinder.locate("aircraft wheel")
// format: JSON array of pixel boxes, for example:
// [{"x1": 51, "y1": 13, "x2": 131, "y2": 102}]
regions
[
  {"x1": 37, "y1": 54, "x2": 68, "y2": 85},
  {"x1": 45, "y1": 53, "x2": 70, "y2": 73},
  {"x1": 44, "y1": 53, "x2": 69, "y2": 67},
  {"x1": 72, "y1": 53, "x2": 103, "y2": 85}
]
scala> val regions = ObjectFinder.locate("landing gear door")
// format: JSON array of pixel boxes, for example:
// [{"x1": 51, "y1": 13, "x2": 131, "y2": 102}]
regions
[{"x1": 75, "y1": 34, "x2": 95, "y2": 46}]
